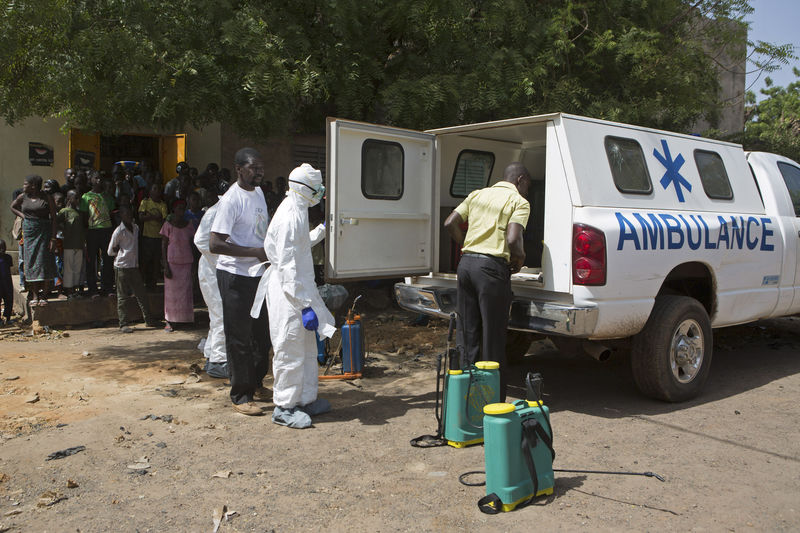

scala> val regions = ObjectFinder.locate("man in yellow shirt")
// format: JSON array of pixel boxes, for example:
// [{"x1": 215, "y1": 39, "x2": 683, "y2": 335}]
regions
[{"x1": 444, "y1": 162, "x2": 531, "y2": 401}]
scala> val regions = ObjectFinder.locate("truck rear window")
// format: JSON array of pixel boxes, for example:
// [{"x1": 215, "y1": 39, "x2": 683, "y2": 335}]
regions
[
  {"x1": 361, "y1": 139, "x2": 404, "y2": 199},
  {"x1": 604, "y1": 136, "x2": 652, "y2": 194},
  {"x1": 778, "y1": 162, "x2": 800, "y2": 216},
  {"x1": 450, "y1": 150, "x2": 494, "y2": 197},
  {"x1": 694, "y1": 150, "x2": 733, "y2": 200}
]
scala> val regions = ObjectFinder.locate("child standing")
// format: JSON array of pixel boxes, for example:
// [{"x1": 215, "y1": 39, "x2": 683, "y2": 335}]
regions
[
  {"x1": 80, "y1": 170, "x2": 115, "y2": 297},
  {"x1": 160, "y1": 200, "x2": 196, "y2": 332},
  {"x1": 52, "y1": 192, "x2": 65, "y2": 296},
  {"x1": 0, "y1": 240, "x2": 14, "y2": 324},
  {"x1": 185, "y1": 191, "x2": 204, "y2": 229},
  {"x1": 108, "y1": 205, "x2": 158, "y2": 333},
  {"x1": 138, "y1": 184, "x2": 166, "y2": 289},
  {"x1": 57, "y1": 190, "x2": 87, "y2": 299}
]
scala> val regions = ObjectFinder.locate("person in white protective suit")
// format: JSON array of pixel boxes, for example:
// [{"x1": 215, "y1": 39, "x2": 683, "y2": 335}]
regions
[
  {"x1": 193, "y1": 200, "x2": 227, "y2": 378},
  {"x1": 253, "y1": 163, "x2": 335, "y2": 429}
]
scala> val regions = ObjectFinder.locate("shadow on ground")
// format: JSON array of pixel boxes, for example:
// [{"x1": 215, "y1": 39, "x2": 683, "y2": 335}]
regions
[
  {"x1": 75, "y1": 330, "x2": 204, "y2": 382},
  {"x1": 507, "y1": 317, "x2": 800, "y2": 419},
  {"x1": 316, "y1": 389, "x2": 437, "y2": 427}
]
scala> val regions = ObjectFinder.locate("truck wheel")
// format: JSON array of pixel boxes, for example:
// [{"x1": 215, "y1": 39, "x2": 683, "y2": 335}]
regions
[
  {"x1": 506, "y1": 330, "x2": 534, "y2": 363},
  {"x1": 631, "y1": 295, "x2": 712, "y2": 402}
]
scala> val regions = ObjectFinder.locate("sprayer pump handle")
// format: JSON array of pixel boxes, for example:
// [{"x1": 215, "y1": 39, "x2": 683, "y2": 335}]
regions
[{"x1": 526, "y1": 372, "x2": 544, "y2": 403}]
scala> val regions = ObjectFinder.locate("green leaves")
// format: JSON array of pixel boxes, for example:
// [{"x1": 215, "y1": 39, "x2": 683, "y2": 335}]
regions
[
  {"x1": 742, "y1": 68, "x2": 800, "y2": 161},
  {"x1": 0, "y1": 0, "x2": 794, "y2": 138}
]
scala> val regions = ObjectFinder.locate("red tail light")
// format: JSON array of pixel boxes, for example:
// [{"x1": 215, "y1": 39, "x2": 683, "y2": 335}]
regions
[{"x1": 572, "y1": 224, "x2": 606, "y2": 285}]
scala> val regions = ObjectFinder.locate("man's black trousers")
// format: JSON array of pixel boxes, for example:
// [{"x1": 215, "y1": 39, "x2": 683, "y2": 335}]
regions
[
  {"x1": 86, "y1": 227, "x2": 113, "y2": 294},
  {"x1": 216, "y1": 269, "x2": 270, "y2": 405},
  {"x1": 456, "y1": 254, "x2": 512, "y2": 401}
]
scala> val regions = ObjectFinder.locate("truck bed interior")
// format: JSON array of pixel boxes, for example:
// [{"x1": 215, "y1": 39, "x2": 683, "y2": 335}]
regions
[{"x1": 434, "y1": 119, "x2": 549, "y2": 274}]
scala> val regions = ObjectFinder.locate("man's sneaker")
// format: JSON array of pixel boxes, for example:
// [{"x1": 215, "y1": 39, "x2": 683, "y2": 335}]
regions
[
  {"x1": 205, "y1": 361, "x2": 229, "y2": 379},
  {"x1": 272, "y1": 406, "x2": 312, "y2": 429},
  {"x1": 299, "y1": 398, "x2": 331, "y2": 416},
  {"x1": 232, "y1": 402, "x2": 263, "y2": 416},
  {"x1": 120, "y1": 326, "x2": 134, "y2": 333}
]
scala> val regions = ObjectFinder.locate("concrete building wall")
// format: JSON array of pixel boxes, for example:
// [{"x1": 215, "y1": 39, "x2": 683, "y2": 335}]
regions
[
  {"x1": 0, "y1": 118, "x2": 68, "y2": 247},
  {"x1": 0, "y1": 119, "x2": 222, "y2": 250},
  {"x1": 220, "y1": 123, "x2": 325, "y2": 187},
  {"x1": 691, "y1": 20, "x2": 747, "y2": 136},
  {"x1": 185, "y1": 123, "x2": 222, "y2": 173}
]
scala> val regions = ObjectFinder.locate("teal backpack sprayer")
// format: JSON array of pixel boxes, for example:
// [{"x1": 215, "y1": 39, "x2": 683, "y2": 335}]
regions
[
  {"x1": 410, "y1": 314, "x2": 665, "y2": 512},
  {"x1": 410, "y1": 313, "x2": 500, "y2": 448},
  {"x1": 478, "y1": 372, "x2": 556, "y2": 512},
  {"x1": 461, "y1": 372, "x2": 665, "y2": 514}
]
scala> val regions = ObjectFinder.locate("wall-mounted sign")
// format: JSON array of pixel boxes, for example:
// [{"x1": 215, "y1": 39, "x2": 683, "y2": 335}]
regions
[
  {"x1": 74, "y1": 150, "x2": 95, "y2": 169},
  {"x1": 29, "y1": 142, "x2": 54, "y2": 166}
]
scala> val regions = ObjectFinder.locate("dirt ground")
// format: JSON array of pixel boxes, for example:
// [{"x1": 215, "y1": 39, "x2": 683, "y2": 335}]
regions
[{"x1": 0, "y1": 301, "x2": 798, "y2": 532}]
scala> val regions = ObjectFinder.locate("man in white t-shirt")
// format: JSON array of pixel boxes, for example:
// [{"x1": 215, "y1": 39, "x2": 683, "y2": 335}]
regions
[{"x1": 210, "y1": 147, "x2": 271, "y2": 416}]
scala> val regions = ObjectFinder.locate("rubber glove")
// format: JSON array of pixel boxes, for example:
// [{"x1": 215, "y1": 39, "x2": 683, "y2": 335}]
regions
[{"x1": 302, "y1": 307, "x2": 318, "y2": 331}]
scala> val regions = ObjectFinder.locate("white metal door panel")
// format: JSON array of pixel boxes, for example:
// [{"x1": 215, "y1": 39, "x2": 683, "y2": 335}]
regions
[
  {"x1": 746, "y1": 152, "x2": 799, "y2": 316},
  {"x1": 326, "y1": 119, "x2": 436, "y2": 280}
]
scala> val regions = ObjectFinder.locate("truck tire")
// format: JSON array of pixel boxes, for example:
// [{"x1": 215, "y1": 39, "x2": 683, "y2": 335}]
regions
[{"x1": 631, "y1": 295, "x2": 712, "y2": 402}]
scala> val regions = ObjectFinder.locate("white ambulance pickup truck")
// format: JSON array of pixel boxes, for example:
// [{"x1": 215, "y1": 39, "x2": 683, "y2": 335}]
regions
[{"x1": 324, "y1": 113, "x2": 800, "y2": 402}]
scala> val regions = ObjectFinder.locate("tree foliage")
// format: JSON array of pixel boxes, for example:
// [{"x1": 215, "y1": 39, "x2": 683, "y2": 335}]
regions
[
  {"x1": 741, "y1": 69, "x2": 800, "y2": 162},
  {"x1": 0, "y1": 0, "x2": 794, "y2": 138}
]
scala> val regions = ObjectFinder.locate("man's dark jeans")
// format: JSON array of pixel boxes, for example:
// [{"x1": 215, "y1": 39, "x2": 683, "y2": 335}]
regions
[{"x1": 216, "y1": 269, "x2": 270, "y2": 405}]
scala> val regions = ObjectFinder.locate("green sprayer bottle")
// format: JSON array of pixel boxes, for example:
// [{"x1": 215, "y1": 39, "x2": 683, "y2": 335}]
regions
[
  {"x1": 442, "y1": 361, "x2": 500, "y2": 448},
  {"x1": 479, "y1": 373, "x2": 555, "y2": 513}
]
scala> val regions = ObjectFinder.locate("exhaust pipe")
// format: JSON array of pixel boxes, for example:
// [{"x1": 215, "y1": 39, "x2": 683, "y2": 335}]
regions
[{"x1": 582, "y1": 341, "x2": 611, "y2": 362}]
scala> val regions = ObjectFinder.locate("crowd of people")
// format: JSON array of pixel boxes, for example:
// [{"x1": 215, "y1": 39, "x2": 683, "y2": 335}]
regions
[
  {"x1": 4, "y1": 149, "x2": 335, "y2": 428},
  {"x1": 5, "y1": 159, "x2": 287, "y2": 321}
]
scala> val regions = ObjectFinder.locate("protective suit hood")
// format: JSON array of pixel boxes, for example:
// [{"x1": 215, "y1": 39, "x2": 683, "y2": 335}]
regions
[{"x1": 288, "y1": 163, "x2": 324, "y2": 207}]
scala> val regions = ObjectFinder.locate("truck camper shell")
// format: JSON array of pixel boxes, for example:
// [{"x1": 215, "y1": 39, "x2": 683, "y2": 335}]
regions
[{"x1": 325, "y1": 112, "x2": 800, "y2": 401}]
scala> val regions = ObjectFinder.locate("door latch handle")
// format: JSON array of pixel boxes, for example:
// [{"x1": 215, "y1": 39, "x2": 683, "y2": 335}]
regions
[{"x1": 340, "y1": 218, "x2": 359, "y2": 226}]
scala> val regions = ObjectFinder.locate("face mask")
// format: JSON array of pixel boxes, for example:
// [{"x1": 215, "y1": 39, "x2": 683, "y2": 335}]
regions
[{"x1": 289, "y1": 179, "x2": 325, "y2": 205}]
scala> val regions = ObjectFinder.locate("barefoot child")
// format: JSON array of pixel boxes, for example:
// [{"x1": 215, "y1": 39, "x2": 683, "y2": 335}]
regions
[{"x1": 57, "y1": 190, "x2": 86, "y2": 298}]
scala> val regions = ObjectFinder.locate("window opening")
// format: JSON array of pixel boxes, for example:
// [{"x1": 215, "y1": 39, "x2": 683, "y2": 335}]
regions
[
  {"x1": 450, "y1": 150, "x2": 494, "y2": 197},
  {"x1": 604, "y1": 136, "x2": 652, "y2": 194},
  {"x1": 694, "y1": 150, "x2": 733, "y2": 200},
  {"x1": 778, "y1": 162, "x2": 800, "y2": 216},
  {"x1": 293, "y1": 144, "x2": 326, "y2": 180},
  {"x1": 362, "y1": 139, "x2": 404, "y2": 199}
]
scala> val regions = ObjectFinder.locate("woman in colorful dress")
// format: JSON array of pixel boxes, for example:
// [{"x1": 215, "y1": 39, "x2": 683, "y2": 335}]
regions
[
  {"x1": 160, "y1": 200, "x2": 196, "y2": 331},
  {"x1": 9, "y1": 175, "x2": 57, "y2": 306}
]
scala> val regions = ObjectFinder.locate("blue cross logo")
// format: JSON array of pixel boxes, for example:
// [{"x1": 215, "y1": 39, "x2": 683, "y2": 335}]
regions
[{"x1": 653, "y1": 139, "x2": 691, "y2": 202}]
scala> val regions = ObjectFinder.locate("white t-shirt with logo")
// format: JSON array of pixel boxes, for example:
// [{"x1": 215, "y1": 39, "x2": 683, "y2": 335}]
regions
[{"x1": 211, "y1": 182, "x2": 269, "y2": 277}]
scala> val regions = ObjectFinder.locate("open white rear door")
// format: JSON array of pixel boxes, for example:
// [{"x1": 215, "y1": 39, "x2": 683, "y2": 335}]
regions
[{"x1": 326, "y1": 119, "x2": 436, "y2": 280}]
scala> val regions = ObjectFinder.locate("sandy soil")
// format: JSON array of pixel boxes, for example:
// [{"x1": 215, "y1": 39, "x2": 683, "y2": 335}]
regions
[{"x1": 0, "y1": 305, "x2": 798, "y2": 532}]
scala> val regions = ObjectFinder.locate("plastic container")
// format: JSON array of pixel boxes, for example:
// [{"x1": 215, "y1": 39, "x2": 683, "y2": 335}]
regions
[
  {"x1": 483, "y1": 400, "x2": 555, "y2": 511},
  {"x1": 442, "y1": 361, "x2": 500, "y2": 447},
  {"x1": 341, "y1": 318, "x2": 363, "y2": 373}
]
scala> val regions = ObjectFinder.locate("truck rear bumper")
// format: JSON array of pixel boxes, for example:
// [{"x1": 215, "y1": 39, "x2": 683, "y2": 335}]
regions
[{"x1": 394, "y1": 283, "x2": 598, "y2": 337}]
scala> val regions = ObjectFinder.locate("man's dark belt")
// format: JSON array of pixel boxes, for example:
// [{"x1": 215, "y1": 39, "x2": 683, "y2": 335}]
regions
[{"x1": 461, "y1": 252, "x2": 508, "y2": 265}]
